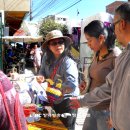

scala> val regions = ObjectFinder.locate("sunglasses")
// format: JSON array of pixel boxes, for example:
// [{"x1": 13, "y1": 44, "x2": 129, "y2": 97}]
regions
[{"x1": 49, "y1": 39, "x2": 64, "y2": 46}]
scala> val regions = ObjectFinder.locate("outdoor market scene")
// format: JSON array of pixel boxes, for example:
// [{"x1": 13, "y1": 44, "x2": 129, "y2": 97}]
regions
[{"x1": 0, "y1": 0, "x2": 130, "y2": 130}]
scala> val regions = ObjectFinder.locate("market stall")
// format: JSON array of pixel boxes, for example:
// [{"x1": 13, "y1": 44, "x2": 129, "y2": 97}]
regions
[
  {"x1": 9, "y1": 73, "x2": 67, "y2": 130},
  {"x1": 2, "y1": 35, "x2": 43, "y2": 43},
  {"x1": 2, "y1": 35, "x2": 43, "y2": 74}
]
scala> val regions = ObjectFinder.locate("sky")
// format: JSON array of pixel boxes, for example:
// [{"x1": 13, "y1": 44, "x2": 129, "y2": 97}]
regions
[{"x1": 26, "y1": 0, "x2": 127, "y2": 22}]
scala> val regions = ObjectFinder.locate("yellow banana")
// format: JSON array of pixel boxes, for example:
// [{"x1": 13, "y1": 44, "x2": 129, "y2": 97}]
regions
[
  {"x1": 56, "y1": 83, "x2": 62, "y2": 88},
  {"x1": 46, "y1": 79, "x2": 54, "y2": 85},
  {"x1": 46, "y1": 87, "x2": 62, "y2": 96}
]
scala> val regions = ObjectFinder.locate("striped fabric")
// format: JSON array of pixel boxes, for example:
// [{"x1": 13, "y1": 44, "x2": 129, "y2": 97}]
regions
[{"x1": 28, "y1": 118, "x2": 67, "y2": 130}]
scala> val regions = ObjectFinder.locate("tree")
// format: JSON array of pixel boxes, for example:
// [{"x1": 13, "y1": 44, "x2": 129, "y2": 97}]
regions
[
  {"x1": 39, "y1": 19, "x2": 69, "y2": 41},
  {"x1": 115, "y1": 39, "x2": 123, "y2": 50}
]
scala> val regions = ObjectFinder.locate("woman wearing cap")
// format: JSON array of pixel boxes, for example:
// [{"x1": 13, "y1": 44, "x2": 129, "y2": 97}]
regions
[
  {"x1": 70, "y1": 20, "x2": 121, "y2": 130},
  {"x1": 37, "y1": 30, "x2": 80, "y2": 130}
]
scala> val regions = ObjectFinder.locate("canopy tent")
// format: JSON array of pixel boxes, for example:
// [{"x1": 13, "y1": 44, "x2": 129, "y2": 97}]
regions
[
  {"x1": 13, "y1": 29, "x2": 27, "y2": 36},
  {"x1": 2, "y1": 35, "x2": 43, "y2": 43}
]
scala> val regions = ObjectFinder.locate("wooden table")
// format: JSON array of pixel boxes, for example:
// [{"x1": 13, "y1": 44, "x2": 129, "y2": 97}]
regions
[{"x1": 28, "y1": 117, "x2": 67, "y2": 130}]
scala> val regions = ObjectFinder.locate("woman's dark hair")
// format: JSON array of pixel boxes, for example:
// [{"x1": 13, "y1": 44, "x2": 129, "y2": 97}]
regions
[
  {"x1": 115, "y1": 2, "x2": 130, "y2": 22},
  {"x1": 45, "y1": 41, "x2": 77, "y2": 65},
  {"x1": 84, "y1": 20, "x2": 115, "y2": 50}
]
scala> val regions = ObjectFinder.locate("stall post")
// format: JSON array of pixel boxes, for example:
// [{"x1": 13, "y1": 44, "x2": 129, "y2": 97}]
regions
[{"x1": 0, "y1": 12, "x2": 4, "y2": 70}]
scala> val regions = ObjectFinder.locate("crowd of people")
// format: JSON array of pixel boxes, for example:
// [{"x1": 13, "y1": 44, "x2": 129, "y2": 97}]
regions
[
  {"x1": 3, "y1": 42, "x2": 43, "y2": 76},
  {"x1": 0, "y1": 2, "x2": 130, "y2": 130}
]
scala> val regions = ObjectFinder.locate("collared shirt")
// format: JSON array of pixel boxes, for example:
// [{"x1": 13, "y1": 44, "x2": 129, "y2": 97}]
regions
[
  {"x1": 88, "y1": 47, "x2": 121, "y2": 110},
  {"x1": 39, "y1": 55, "x2": 80, "y2": 103},
  {"x1": 89, "y1": 48, "x2": 120, "y2": 91}
]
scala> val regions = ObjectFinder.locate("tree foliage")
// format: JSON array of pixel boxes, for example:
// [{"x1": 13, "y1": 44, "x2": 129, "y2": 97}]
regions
[
  {"x1": 39, "y1": 19, "x2": 68, "y2": 41},
  {"x1": 115, "y1": 39, "x2": 123, "y2": 50}
]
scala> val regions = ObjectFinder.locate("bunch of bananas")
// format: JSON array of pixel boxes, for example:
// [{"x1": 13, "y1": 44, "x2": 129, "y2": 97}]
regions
[{"x1": 45, "y1": 79, "x2": 62, "y2": 97}]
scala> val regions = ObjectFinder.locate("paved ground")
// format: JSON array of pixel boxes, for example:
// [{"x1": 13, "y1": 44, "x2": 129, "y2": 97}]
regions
[{"x1": 75, "y1": 107, "x2": 88, "y2": 130}]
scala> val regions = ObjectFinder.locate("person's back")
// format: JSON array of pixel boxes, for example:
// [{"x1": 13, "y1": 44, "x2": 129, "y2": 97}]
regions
[{"x1": 0, "y1": 71, "x2": 27, "y2": 130}]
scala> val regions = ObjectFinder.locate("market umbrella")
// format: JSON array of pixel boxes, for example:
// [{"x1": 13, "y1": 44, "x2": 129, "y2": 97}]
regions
[{"x1": 2, "y1": 36, "x2": 43, "y2": 43}]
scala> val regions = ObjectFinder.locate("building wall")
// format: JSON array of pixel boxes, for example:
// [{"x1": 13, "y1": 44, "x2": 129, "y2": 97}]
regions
[
  {"x1": 55, "y1": 15, "x2": 68, "y2": 25},
  {"x1": 0, "y1": 0, "x2": 30, "y2": 11},
  {"x1": 44, "y1": 15, "x2": 68, "y2": 25}
]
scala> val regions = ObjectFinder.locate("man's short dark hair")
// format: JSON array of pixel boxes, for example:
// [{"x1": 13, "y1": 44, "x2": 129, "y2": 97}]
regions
[{"x1": 115, "y1": 2, "x2": 130, "y2": 22}]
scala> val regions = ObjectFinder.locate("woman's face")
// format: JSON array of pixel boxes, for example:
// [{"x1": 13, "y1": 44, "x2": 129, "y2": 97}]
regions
[
  {"x1": 48, "y1": 38, "x2": 65, "y2": 58},
  {"x1": 84, "y1": 33, "x2": 104, "y2": 52}
]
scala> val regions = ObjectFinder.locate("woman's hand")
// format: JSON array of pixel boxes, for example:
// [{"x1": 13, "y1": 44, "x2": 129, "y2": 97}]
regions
[
  {"x1": 69, "y1": 97, "x2": 81, "y2": 109},
  {"x1": 79, "y1": 81, "x2": 87, "y2": 93},
  {"x1": 62, "y1": 87, "x2": 73, "y2": 95},
  {"x1": 36, "y1": 75, "x2": 45, "y2": 84},
  {"x1": 107, "y1": 117, "x2": 113, "y2": 129}
]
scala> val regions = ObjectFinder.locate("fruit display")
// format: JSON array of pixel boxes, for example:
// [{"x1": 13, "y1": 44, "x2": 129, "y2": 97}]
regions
[
  {"x1": 23, "y1": 104, "x2": 37, "y2": 117},
  {"x1": 45, "y1": 78, "x2": 63, "y2": 103}
]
